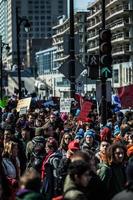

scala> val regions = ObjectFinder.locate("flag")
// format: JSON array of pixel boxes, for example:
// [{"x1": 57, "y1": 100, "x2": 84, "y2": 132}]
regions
[
  {"x1": 112, "y1": 94, "x2": 121, "y2": 112},
  {"x1": 117, "y1": 84, "x2": 133, "y2": 108}
]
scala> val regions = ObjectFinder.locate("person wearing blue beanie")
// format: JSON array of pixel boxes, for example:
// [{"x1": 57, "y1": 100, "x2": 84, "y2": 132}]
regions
[
  {"x1": 82, "y1": 130, "x2": 99, "y2": 152},
  {"x1": 84, "y1": 130, "x2": 95, "y2": 139}
]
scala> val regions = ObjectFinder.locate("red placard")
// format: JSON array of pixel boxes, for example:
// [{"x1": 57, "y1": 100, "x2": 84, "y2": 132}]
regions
[{"x1": 77, "y1": 101, "x2": 93, "y2": 122}]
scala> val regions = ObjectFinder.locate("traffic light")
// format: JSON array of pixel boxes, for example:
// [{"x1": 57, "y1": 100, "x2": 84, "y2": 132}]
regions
[{"x1": 99, "y1": 29, "x2": 112, "y2": 78}]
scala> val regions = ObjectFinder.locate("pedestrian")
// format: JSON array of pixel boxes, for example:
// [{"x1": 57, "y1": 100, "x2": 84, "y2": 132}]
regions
[
  {"x1": 112, "y1": 156, "x2": 133, "y2": 200},
  {"x1": 63, "y1": 160, "x2": 91, "y2": 200}
]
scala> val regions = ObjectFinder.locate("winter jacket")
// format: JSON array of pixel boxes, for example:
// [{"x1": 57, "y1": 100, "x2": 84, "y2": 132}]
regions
[
  {"x1": 63, "y1": 175, "x2": 88, "y2": 200},
  {"x1": 97, "y1": 162, "x2": 126, "y2": 199},
  {"x1": 16, "y1": 189, "x2": 44, "y2": 200}
]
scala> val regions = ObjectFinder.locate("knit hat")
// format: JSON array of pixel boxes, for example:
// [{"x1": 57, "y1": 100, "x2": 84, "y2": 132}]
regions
[
  {"x1": 32, "y1": 136, "x2": 45, "y2": 145},
  {"x1": 68, "y1": 141, "x2": 80, "y2": 151},
  {"x1": 75, "y1": 134, "x2": 83, "y2": 140},
  {"x1": 84, "y1": 130, "x2": 95, "y2": 139},
  {"x1": 100, "y1": 127, "x2": 111, "y2": 142},
  {"x1": 75, "y1": 128, "x2": 84, "y2": 139},
  {"x1": 113, "y1": 125, "x2": 121, "y2": 136}
]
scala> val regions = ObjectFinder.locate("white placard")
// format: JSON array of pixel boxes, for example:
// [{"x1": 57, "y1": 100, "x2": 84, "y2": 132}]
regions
[{"x1": 60, "y1": 98, "x2": 71, "y2": 113}]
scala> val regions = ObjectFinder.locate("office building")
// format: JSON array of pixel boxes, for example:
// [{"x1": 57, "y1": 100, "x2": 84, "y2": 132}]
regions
[{"x1": 1, "y1": 0, "x2": 67, "y2": 67}]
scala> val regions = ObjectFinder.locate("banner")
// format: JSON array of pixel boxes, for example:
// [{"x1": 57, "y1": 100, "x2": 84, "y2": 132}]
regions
[
  {"x1": 77, "y1": 101, "x2": 93, "y2": 122},
  {"x1": 16, "y1": 97, "x2": 31, "y2": 112},
  {"x1": 117, "y1": 84, "x2": 133, "y2": 109},
  {"x1": 60, "y1": 98, "x2": 71, "y2": 113}
]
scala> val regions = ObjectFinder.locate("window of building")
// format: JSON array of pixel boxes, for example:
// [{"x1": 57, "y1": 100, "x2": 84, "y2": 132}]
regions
[
  {"x1": 47, "y1": 27, "x2": 51, "y2": 31},
  {"x1": 41, "y1": 16, "x2": 45, "y2": 19},
  {"x1": 47, "y1": 22, "x2": 51, "y2": 25},
  {"x1": 47, "y1": 16, "x2": 51, "y2": 19},
  {"x1": 35, "y1": 28, "x2": 39, "y2": 31},
  {"x1": 41, "y1": 28, "x2": 45, "y2": 31},
  {"x1": 113, "y1": 69, "x2": 119, "y2": 83},
  {"x1": 47, "y1": 33, "x2": 51, "y2": 37},
  {"x1": 35, "y1": 16, "x2": 39, "y2": 20},
  {"x1": 29, "y1": 10, "x2": 33, "y2": 14},
  {"x1": 58, "y1": 5, "x2": 63, "y2": 9},
  {"x1": 41, "y1": 22, "x2": 45, "y2": 25},
  {"x1": 47, "y1": 10, "x2": 51, "y2": 14},
  {"x1": 34, "y1": 22, "x2": 39, "y2": 25}
]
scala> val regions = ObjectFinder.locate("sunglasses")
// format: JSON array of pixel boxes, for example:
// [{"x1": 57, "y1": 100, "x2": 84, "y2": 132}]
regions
[{"x1": 64, "y1": 137, "x2": 71, "y2": 140}]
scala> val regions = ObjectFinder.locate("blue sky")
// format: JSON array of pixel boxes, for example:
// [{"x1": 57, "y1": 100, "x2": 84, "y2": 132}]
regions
[{"x1": 74, "y1": 0, "x2": 94, "y2": 9}]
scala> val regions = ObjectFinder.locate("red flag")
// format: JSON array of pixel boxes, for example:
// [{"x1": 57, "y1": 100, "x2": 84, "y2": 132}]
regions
[
  {"x1": 77, "y1": 101, "x2": 93, "y2": 122},
  {"x1": 117, "y1": 84, "x2": 133, "y2": 108}
]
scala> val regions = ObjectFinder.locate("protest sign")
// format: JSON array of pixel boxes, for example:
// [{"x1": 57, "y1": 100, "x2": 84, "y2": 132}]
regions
[
  {"x1": 16, "y1": 97, "x2": 31, "y2": 112},
  {"x1": 77, "y1": 101, "x2": 92, "y2": 122},
  {"x1": 60, "y1": 98, "x2": 71, "y2": 113},
  {"x1": 19, "y1": 107, "x2": 27, "y2": 116}
]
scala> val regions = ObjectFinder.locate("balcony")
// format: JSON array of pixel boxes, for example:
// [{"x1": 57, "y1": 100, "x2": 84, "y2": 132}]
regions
[
  {"x1": 112, "y1": 32, "x2": 129, "y2": 43},
  {"x1": 106, "y1": 0, "x2": 120, "y2": 9},
  {"x1": 106, "y1": 4, "x2": 129, "y2": 21},
  {"x1": 87, "y1": 34, "x2": 99, "y2": 42},
  {"x1": 87, "y1": 45, "x2": 99, "y2": 52},
  {"x1": 112, "y1": 45, "x2": 130, "y2": 56},
  {"x1": 87, "y1": 21, "x2": 101, "y2": 31}
]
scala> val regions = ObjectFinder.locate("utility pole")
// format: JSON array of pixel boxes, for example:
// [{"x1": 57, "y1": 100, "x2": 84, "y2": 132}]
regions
[
  {"x1": 101, "y1": 0, "x2": 107, "y2": 126},
  {"x1": 16, "y1": 7, "x2": 22, "y2": 99},
  {"x1": 69, "y1": 0, "x2": 75, "y2": 98}
]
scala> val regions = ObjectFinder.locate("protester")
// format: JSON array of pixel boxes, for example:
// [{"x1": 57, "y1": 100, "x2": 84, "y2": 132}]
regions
[
  {"x1": 0, "y1": 93, "x2": 133, "y2": 200},
  {"x1": 16, "y1": 168, "x2": 44, "y2": 200},
  {"x1": 112, "y1": 157, "x2": 133, "y2": 200},
  {"x1": 63, "y1": 160, "x2": 91, "y2": 200}
]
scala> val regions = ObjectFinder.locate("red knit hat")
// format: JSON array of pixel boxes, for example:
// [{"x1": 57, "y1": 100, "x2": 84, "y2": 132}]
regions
[{"x1": 68, "y1": 141, "x2": 80, "y2": 151}]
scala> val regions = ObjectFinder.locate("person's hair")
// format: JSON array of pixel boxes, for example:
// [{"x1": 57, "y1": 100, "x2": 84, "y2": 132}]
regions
[
  {"x1": 72, "y1": 150, "x2": 94, "y2": 163},
  {"x1": 60, "y1": 133, "x2": 72, "y2": 149},
  {"x1": 2, "y1": 141, "x2": 18, "y2": 158},
  {"x1": 106, "y1": 142, "x2": 127, "y2": 165},
  {"x1": 4, "y1": 129, "x2": 12, "y2": 134},
  {"x1": 19, "y1": 168, "x2": 41, "y2": 192},
  {"x1": 21, "y1": 127, "x2": 30, "y2": 132},
  {"x1": 68, "y1": 160, "x2": 90, "y2": 181},
  {"x1": 46, "y1": 137, "x2": 58, "y2": 151}
]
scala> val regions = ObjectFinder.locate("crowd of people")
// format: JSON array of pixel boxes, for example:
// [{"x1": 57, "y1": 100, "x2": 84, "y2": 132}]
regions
[{"x1": 0, "y1": 96, "x2": 133, "y2": 200}]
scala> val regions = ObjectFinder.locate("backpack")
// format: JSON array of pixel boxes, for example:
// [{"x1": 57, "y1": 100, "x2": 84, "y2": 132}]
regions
[{"x1": 41, "y1": 151, "x2": 62, "y2": 199}]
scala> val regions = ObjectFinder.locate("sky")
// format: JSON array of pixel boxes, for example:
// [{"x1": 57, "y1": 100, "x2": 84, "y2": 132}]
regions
[{"x1": 74, "y1": 0, "x2": 94, "y2": 10}]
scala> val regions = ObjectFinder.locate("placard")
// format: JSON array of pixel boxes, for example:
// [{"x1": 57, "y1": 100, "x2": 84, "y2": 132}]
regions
[
  {"x1": 60, "y1": 98, "x2": 71, "y2": 113},
  {"x1": 16, "y1": 97, "x2": 31, "y2": 112}
]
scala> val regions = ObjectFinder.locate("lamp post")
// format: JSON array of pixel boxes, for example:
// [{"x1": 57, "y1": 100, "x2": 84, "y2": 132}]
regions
[
  {"x1": 69, "y1": 0, "x2": 75, "y2": 98},
  {"x1": 0, "y1": 36, "x2": 10, "y2": 100},
  {"x1": 16, "y1": 7, "x2": 30, "y2": 99}
]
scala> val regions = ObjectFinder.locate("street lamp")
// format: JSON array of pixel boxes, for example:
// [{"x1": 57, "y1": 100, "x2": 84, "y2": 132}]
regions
[
  {"x1": 16, "y1": 7, "x2": 30, "y2": 99},
  {"x1": 0, "y1": 37, "x2": 10, "y2": 100}
]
